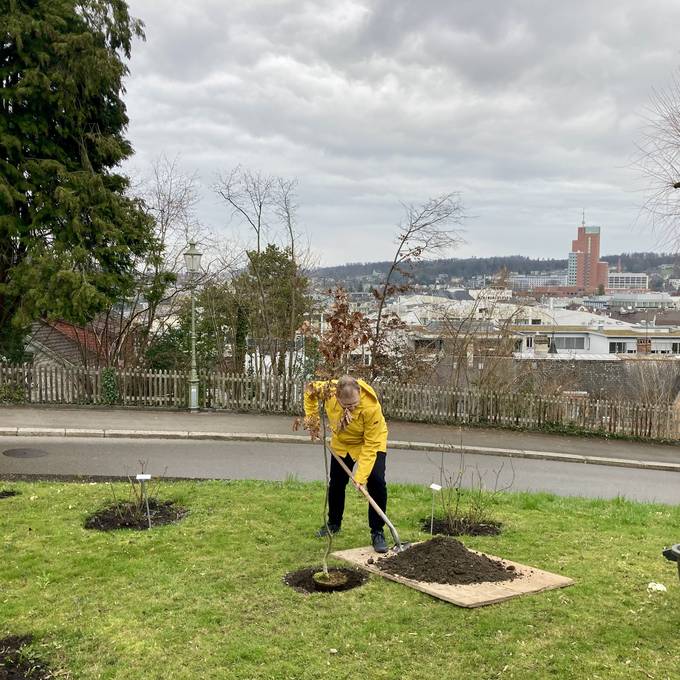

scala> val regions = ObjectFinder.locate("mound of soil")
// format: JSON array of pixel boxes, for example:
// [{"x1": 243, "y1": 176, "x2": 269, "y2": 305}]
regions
[
  {"x1": 1, "y1": 635, "x2": 54, "y2": 680},
  {"x1": 0, "y1": 490, "x2": 19, "y2": 500},
  {"x1": 378, "y1": 536, "x2": 518, "y2": 585},
  {"x1": 84, "y1": 498, "x2": 188, "y2": 531},
  {"x1": 420, "y1": 517, "x2": 502, "y2": 537},
  {"x1": 284, "y1": 566, "x2": 368, "y2": 594}
]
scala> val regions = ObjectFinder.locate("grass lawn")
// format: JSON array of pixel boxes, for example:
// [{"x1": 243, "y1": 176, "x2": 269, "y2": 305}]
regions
[{"x1": 1, "y1": 478, "x2": 679, "y2": 679}]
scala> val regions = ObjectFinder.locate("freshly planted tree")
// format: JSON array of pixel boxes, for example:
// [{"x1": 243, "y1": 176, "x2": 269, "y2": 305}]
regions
[
  {"x1": 0, "y1": 0, "x2": 155, "y2": 355},
  {"x1": 294, "y1": 288, "x2": 373, "y2": 585},
  {"x1": 299, "y1": 287, "x2": 372, "y2": 379}
]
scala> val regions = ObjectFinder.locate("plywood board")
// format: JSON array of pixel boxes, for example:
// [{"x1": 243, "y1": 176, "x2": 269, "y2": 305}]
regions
[{"x1": 331, "y1": 545, "x2": 574, "y2": 608}]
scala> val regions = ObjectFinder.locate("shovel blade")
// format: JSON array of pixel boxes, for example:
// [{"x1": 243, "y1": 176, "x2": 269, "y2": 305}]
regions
[{"x1": 391, "y1": 542, "x2": 413, "y2": 554}]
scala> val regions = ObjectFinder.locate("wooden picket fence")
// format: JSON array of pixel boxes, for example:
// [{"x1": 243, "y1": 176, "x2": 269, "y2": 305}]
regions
[
  {"x1": 1, "y1": 363, "x2": 678, "y2": 440},
  {"x1": 377, "y1": 383, "x2": 679, "y2": 440}
]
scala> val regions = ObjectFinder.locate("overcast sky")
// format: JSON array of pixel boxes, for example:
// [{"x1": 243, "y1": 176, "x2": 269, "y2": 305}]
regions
[{"x1": 122, "y1": 0, "x2": 680, "y2": 266}]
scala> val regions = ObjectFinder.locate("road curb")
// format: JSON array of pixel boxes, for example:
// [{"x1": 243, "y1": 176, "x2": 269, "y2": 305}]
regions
[{"x1": 1, "y1": 426, "x2": 679, "y2": 472}]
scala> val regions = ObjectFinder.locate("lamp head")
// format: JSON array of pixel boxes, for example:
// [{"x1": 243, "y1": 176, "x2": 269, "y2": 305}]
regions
[{"x1": 184, "y1": 242, "x2": 203, "y2": 273}]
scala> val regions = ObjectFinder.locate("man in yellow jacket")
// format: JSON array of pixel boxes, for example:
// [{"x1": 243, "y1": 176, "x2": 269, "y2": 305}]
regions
[{"x1": 303, "y1": 375, "x2": 389, "y2": 553}]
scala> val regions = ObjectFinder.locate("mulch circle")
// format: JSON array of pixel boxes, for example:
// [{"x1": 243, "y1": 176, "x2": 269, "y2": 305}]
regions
[
  {"x1": 284, "y1": 566, "x2": 368, "y2": 594},
  {"x1": 1, "y1": 635, "x2": 55, "y2": 680},
  {"x1": 84, "y1": 498, "x2": 188, "y2": 531},
  {"x1": 377, "y1": 536, "x2": 518, "y2": 585},
  {"x1": 420, "y1": 517, "x2": 502, "y2": 537},
  {"x1": 0, "y1": 491, "x2": 19, "y2": 500}
]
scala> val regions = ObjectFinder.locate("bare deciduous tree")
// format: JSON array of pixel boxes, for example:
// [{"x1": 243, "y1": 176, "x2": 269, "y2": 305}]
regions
[
  {"x1": 636, "y1": 72, "x2": 680, "y2": 249},
  {"x1": 215, "y1": 167, "x2": 317, "y2": 383},
  {"x1": 623, "y1": 358, "x2": 680, "y2": 406},
  {"x1": 215, "y1": 166, "x2": 275, "y2": 341},
  {"x1": 64, "y1": 154, "x2": 214, "y2": 368},
  {"x1": 371, "y1": 193, "x2": 465, "y2": 380}
]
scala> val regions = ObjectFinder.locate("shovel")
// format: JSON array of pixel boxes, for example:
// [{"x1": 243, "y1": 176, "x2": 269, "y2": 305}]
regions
[{"x1": 329, "y1": 446, "x2": 410, "y2": 553}]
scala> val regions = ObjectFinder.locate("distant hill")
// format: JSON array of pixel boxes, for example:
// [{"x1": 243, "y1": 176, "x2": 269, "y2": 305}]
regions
[{"x1": 312, "y1": 252, "x2": 677, "y2": 285}]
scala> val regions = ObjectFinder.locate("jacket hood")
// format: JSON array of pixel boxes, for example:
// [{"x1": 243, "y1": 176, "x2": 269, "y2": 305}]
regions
[{"x1": 357, "y1": 379, "x2": 378, "y2": 403}]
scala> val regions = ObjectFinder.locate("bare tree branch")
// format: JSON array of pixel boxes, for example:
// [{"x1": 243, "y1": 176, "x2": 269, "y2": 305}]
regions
[
  {"x1": 635, "y1": 72, "x2": 680, "y2": 250},
  {"x1": 371, "y1": 193, "x2": 465, "y2": 379}
]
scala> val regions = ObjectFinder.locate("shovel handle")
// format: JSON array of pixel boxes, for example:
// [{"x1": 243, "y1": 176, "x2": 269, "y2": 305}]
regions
[{"x1": 329, "y1": 447, "x2": 402, "y2": 551}]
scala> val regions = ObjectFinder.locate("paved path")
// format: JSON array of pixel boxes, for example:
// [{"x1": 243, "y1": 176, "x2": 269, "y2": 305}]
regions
[
  {"x1": 1, "y1": 406, "x2": 679, "y2": 467},
  {"x1": 1, "y1": 436, "x2": 679, "y2": 504}
]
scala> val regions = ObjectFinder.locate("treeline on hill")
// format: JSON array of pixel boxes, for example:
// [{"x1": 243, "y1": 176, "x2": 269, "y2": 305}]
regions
[{"x1": 313, "y1": 252, "x2": 677, "y2": 285}]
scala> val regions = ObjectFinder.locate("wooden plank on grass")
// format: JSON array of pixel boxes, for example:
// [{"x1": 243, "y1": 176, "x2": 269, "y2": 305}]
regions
[{"x1": 331, "y1": 545, "x2": 574, "y2": 608}]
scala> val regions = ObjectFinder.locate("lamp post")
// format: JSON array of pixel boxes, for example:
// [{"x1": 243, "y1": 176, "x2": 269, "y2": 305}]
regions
[{"x1": 184, "y1": 242, "x2": 202, "y2": 412}]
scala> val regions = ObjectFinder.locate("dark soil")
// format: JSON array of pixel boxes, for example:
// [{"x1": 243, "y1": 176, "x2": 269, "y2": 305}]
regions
[
  {"x1": 420, "y1": 516, "x2": 502, "y2": 537},
  {"x1": 0, "y1": 490, "x2": 19, "y2": 499},
  {"x1": 84, "y1": 498, "x2": 188, "y2": 531},
  {"x1": 378, "y1": 536, "x2": 519, "y2": 585},
  {"x1": 284, "y1": 566, "x2": 368, "y2": 594},
  {"x1": 0, "y1": 635, "x2": 54, "y2": 680}
]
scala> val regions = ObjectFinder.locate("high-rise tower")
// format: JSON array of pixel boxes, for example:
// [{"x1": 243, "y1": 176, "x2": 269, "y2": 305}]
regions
[{"x1": 566, "y1": 218, "x2": 608, "y2": 292}]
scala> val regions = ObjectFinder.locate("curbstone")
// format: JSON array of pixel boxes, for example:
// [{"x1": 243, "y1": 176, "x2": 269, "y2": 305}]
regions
[
  {"x1": 187, "y1": 431, "x2": 233, "y2": 441},
  {"x1": 17, "y1": 427, "x2": 65, "y2": 437},
  {"x1": 105, "y1": 429, "x2": 189, "y2": 439},
  {"x1": 65, "y1": 428, "x2": 105, "y2": 438}
]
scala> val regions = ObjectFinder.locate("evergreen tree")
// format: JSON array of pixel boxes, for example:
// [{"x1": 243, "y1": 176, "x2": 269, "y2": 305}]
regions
[{"x1": 0, "y1": 0, "x2": 155, "y2": 354}]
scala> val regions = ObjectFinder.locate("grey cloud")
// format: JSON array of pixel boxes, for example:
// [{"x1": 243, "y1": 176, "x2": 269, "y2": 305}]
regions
[{"x1": 122, "y1": 0, "x2": 680, "y2": 264}]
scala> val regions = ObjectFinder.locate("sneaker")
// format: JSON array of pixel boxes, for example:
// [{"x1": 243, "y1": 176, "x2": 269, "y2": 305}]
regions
[
  {"x1": 663, "y1": 546, "x2": 679, "y2": 562},
  {"x1": 371, "y1": 530, "x2": 388, "y2": 554},
  {"x1": 315, "y1": 524, "x2": 340, "y2": 538}
]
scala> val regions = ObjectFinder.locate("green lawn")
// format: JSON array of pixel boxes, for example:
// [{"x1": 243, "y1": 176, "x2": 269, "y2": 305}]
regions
[{"x1": 1, "y1": 479, "x2": 679, "y2": 679}]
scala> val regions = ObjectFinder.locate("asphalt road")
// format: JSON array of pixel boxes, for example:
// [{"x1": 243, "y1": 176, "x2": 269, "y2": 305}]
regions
[{"x1": 1, "y1": 436, "x2": 679, "y2": 505}]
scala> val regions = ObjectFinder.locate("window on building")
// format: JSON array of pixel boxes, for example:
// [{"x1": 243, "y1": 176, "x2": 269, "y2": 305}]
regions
[
  {"x1": 531, "y1": 319, "x2": 541, "y2": 325},
  {"x1": 554, "y1": 337, "x2": 585, "y2": 350},
  {"x1": 525, "y1": 337, "x2": 533, "y2": 348},
  {"x1": 672, "y1": 343, "x2": 680, "y2": 354},
  {"x1": 609, "y1": 342, "x2": 626, "y2": 354}
]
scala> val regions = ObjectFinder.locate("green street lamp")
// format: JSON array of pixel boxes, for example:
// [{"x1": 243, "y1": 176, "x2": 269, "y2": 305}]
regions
[{"x1": 184, "y1": 241, "x2": 203, "y2": 412}]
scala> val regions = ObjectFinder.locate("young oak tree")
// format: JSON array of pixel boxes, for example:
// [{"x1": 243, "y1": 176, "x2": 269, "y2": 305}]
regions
[
  {"x1": 0, "y1": 0, "x2": 155, "y2": 356},
  {"x1": 299, "y1": 287, "x2": 373, "y2": 379}
]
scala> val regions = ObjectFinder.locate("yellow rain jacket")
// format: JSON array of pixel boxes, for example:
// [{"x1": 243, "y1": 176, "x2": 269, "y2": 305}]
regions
[{"x1": 303, "y1": 379, "x2": 388, "y2": 486}]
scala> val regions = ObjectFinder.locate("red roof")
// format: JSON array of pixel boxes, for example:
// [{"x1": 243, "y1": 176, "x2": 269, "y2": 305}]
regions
[{"x1": 50, "y1": 321, "x2": 106, "y2": 356}]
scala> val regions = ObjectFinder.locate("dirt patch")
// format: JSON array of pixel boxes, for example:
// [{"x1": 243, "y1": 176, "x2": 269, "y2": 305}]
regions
[
  {"x1": 0, "y1": 490, "x2": 19, "y2": 500},
  {"x1": 377, "y1": 536, "x2": 518, "y2": 585},
  {"x1": 420, "y1": 517, "x2": 502, "y2": 537},
  {"x1": 84, "y1": 498, "x2": 188, "y2": 531},
  {"x1": 1, "y1": 635, "x2": 55, "y2": 680},
  {"x1": 284, "y1": 566, "x2": 368, "y2": 594}
]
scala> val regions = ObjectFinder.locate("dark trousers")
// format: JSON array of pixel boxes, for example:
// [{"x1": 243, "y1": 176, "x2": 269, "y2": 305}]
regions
[{"x1": 328, "y1": 452, "x2": 387, "y2": 533}]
